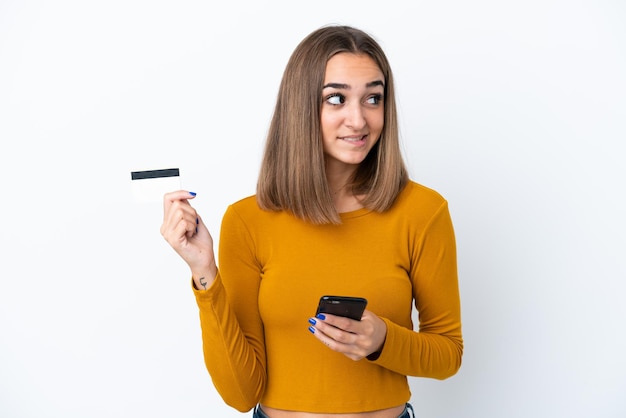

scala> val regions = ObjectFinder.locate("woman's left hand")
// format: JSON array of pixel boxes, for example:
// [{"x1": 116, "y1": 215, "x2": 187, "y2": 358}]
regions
[{"x1": 308, "y1": 310, "x2": 387, "y2": 361}]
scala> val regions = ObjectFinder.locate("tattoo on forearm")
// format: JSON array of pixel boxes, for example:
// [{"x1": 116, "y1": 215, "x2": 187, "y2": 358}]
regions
[{"x1": 199, "y1": 277, "x2": 207, "y2": 290}]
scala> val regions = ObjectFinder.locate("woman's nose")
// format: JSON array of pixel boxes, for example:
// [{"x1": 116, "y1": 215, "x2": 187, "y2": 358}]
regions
[{"x1": 344, "y1": 103, "x2": 367, "y2": 130}]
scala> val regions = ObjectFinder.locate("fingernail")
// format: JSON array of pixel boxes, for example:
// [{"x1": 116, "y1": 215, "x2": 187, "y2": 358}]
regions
[
  {"x1": 316, "y1": 314, "x2": 326, "y2": 320},
  {"x1": 196, "y1": 217, "x2": 199, "y2": 224},
  {"x1": 308, "y1": 318, "x2": 316, "y2": 325},
  {"x1": 308, "y1": 326, "x2": 315, "y2": 334},
  {"x1": 189, "y1": 191, "x2": 197, "y2": 196}
]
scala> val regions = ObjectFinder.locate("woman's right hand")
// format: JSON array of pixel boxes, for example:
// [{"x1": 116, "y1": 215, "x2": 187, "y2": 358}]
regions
[{"x1": 160, "y1": 190, "x2": 217, "y2": 290}]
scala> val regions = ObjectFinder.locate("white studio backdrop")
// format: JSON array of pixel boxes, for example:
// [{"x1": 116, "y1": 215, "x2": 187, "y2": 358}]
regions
[{"x1": 1, "y1": 1, "x2": 625, "y2": 417}]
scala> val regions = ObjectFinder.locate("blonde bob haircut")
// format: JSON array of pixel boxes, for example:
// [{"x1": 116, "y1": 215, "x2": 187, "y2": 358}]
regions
[{"x1": 256, "y1": 25, "x2": 408, "y2": 225}]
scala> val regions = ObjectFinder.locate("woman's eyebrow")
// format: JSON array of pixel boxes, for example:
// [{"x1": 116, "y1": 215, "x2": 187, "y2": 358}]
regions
[
  {"x1": 323, "y1": 82, "x2": 349, "y2": 89},
  {"x1": 367, "y1": 80, "x2": 385, "y2": 88},
  {"x1": 322, "y1": 80, "x2": 385, "y2": 89}
]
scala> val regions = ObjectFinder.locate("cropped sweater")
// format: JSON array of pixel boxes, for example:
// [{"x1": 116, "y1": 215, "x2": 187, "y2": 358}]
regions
[{"x1": 192, "y1": 180, "x2": 463, "y2": 413}]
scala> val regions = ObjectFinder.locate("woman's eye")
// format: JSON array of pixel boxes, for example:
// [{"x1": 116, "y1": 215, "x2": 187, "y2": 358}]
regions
[
  {"x1": 367, "y1": 94, "x2": 383, "y2": 105},
  {"x1": 326, "y1": 93, "x2": 345, "y2": 105}
]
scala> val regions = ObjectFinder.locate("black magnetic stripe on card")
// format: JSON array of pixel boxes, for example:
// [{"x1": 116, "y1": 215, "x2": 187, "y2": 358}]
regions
[{"x1": 131, "y1": 168, "x2": 180, "y2": 180}]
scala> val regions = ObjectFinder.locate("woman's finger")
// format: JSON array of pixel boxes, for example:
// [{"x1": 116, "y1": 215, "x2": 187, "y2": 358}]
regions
[{"x1": 163, "y1": 190, "x2": 196, "y2": 217}]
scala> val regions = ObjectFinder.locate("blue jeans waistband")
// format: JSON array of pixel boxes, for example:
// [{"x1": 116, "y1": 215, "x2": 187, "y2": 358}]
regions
[{"x1": 253, "y1": 403, "x2": 414, "y2": 417}]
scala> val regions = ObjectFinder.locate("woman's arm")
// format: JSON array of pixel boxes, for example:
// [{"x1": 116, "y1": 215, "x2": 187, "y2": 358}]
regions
[
  {"x1": 372, "y1": 201, "x2": 463, "y2": 378},
  {"x1": 194, "y1": 205, "x2": 267, "y2": 412}
]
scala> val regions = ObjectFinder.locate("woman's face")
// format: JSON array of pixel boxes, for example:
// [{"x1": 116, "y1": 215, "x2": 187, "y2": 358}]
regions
[{"x1": 320, "y1": 53, "x2": 385, "y2": 172}]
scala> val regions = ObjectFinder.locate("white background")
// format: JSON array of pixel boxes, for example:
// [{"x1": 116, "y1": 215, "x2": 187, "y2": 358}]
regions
[{"x1": 1, "y1": 1, "x2": 625, "y2": 417}]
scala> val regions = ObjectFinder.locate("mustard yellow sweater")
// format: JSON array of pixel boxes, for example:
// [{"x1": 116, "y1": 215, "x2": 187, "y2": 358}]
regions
[{"x1": 193, "y1": 181, "x2": 463, "y2": 413}]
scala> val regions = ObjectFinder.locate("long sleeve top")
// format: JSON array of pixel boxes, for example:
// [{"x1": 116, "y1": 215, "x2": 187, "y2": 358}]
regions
[{"x1": 192, "y1": 180, "x2": 463, "y2": 413}]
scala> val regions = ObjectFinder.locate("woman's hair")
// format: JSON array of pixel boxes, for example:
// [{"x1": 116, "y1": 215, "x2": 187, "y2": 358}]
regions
[{"x1": 256, "y1": 25, "x2": 408, "y2": 224}]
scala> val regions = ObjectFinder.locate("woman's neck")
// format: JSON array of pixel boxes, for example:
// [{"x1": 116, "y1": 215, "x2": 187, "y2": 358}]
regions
[{"x1": 326, "y1": 167, "x2": 363, "y2": 213}]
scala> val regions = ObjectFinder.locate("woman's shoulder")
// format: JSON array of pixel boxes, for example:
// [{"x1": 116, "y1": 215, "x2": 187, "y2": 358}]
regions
[
  {"x1": 399, "y1": 180, "x2": 448, "y2": 206},
  {"x1": 221, "y1": 195, "x2": 264, "y2": 229},
  {"x1": 389, "y1": 179, "x2": 451, "y2": 223},
  {"x1": 226, "y1": 194, "x2": 281, "y2": 221},
  {"x1": 226, "y1": 194, "x2": 260, "y2": 216}
]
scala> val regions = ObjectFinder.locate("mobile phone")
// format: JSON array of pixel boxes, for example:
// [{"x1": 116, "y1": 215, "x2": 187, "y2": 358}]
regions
[{"x1": 315, "y1": 295, "x2": 368, "y2": 321}]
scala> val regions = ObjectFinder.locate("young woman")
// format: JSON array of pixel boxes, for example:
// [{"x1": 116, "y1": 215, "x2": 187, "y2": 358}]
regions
[{"x1": 161, "y1": 25, "x2": 463, "y2": 418}]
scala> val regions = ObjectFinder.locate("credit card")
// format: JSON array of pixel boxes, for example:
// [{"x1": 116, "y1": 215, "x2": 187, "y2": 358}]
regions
[{"x1": 130, "y1": 168, "x2": 181, "y2": 203}]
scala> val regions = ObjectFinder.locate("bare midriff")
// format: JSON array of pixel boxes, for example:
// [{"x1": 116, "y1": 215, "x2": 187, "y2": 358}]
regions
[{"x1": 260, "y1": 404, "x2": 406, "y2": 418}]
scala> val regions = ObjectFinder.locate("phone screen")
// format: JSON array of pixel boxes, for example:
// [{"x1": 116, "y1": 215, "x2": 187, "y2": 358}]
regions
[{"x1": 315, "y1": 295, "x2": 368, "y2": 321}]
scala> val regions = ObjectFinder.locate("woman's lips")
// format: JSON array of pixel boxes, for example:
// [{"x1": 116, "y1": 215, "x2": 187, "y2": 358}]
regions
[{"x1": 339, "y1": 134, "x2": 367, "y2": 143}]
